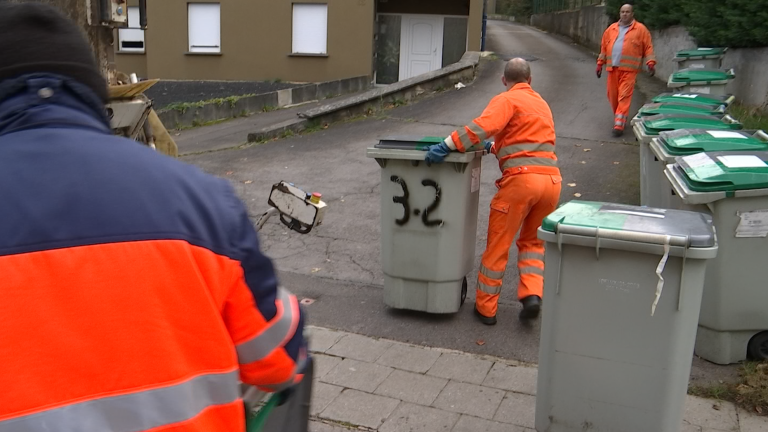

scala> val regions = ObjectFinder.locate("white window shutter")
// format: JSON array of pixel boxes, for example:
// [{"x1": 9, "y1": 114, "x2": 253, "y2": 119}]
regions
[
  {"x1": 292, "y1": 4, "x2": 328, "y2": 54},
  {"x1": 188, "y1": 3, "x2": 221, "y2": 53},
  {"x1": 118, "y1": 7, "x2": 145, "y2": 52}
]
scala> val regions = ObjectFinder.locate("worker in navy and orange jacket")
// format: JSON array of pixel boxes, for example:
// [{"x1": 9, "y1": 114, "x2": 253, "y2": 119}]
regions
[
  {"x1": 425, "y1": 58, "x2": 562, "y2": 325},
  {"x1": 0, "y1": 3, "x2": 306, "y2": 432},
  {"x1": 597, "y1": 3, "x2": 656, "y2": 136}
]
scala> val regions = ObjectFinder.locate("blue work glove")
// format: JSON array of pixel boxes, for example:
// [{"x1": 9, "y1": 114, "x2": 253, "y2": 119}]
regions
[
  {"x1": 484, "y1": 140, "x2": 494, "y2": 154},
  {"x1": 424, "y1": 141, "x2": 451, "y2": 166}
]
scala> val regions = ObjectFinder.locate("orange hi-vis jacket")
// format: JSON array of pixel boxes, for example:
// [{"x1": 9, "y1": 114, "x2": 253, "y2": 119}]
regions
[
  {"x1": 446, "y1": 82, "x2": 559, "y2": 177},
  {"x1": 597, "y1": 20, "x2": 656, "y2": 72}
]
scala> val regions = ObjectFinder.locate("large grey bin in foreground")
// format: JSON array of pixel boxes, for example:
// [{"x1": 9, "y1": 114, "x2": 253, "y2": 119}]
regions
[
  {"x1": 367, "y1": 138, "x2": 484, "y2": 313},
  {"x1": 535, "y1": 201, "x2": 718, "y2": 432}
]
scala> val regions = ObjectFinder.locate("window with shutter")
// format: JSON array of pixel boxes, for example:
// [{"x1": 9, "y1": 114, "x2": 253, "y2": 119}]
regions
[
  {"x1": 118, "y1": 6, "x2": 145, "y2": 53},
  {"x1": 188, "y1": 3, "x2": 221, "y2": 53},
  {"x1": 292, "y1": 4, "x2": 328, "y2": 55}
]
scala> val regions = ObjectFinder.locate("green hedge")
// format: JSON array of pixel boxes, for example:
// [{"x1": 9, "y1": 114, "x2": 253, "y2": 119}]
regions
[{"x1": 604, "y1": 0, "x2": 768, "y2": 48}]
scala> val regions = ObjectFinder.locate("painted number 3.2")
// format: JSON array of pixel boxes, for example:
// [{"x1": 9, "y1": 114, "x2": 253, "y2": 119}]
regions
[{"x1": 390, "y1": 175, "x2": 443, "y2": 227}]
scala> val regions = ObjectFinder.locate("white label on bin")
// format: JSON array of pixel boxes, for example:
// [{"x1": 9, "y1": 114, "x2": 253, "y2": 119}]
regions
[
  {"x1": 707, "y1": 131, "x2": 748, "y2": 139},
  {"x1": 689, "y1": 86, "x2": 711, "y2": 94},
  {"x1": 690, "y1": 64, "x2": 706, "y2": 69},
  {"x1": 717, "y1": 155, "x2": 767, "y2": 168},
  {"x1": 683, "y1": 152, "x2": 717, "y2": 168},
  {"x1": 673, "y1": 94, "x2": 699, "y2": 98},
  {"x1": 736, "y1": 210, "x2": 768, "y2": 238},
  {"x1": 471, "y1": 167, "x2": 481, "y2": 193}
]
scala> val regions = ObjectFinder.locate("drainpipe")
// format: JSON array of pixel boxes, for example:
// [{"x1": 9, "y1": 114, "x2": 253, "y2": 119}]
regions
[{"x1": 481, "y1": 0, "x2": 488, "y2": 52}]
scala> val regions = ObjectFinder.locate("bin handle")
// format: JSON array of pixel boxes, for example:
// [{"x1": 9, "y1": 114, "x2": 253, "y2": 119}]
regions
[
  {"x1": 651, "y1": 236, "x2": 672, "y2": 317},
  {"x1": 723, "y1": 114, "x2": 738, "y2": 124},
  {"x1": 557, "y1": 224, "x2": 690, "y2": 247},
  {"x1": 678, "y1": 245, "x2": 688, "y2": 311},
  {"x1": 754, "y1": 130, "x2": 768, "y2": 143}
]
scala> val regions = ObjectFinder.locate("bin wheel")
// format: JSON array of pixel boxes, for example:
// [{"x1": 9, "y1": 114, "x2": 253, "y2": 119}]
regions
[
  {"x1": 460, "y1": 277, "x2": 468, "y2": 306},
  {"x1": 747, "y1": 331, "x2": 768, "y2": 361}
]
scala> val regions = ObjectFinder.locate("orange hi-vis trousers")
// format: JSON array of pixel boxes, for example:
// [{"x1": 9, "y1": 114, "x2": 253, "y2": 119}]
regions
[
  {"x1": 476, "y1": 172, "x2": 562, "y2": 318},
  {"x1": 607, "y1": 69, "x2": 638, "y2": 131}
]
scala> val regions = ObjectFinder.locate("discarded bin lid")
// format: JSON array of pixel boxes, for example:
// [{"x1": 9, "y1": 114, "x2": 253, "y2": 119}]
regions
[
  {"x1": 675, "y1": 151, "x2": 768, "y2": 192},
  {"x1": 659, "y1": 129, "x2": 768, "y2": 156},
  {"x1": 652, "y1": 93, "x2": 735, "y2": 108},
  {"x1": 674, "y1": 47, "x2": 728, "y2": 59},
  {"x1": 669, "y1": 68, "x2": 735, "y2": 85},
  {"x1": 638, "y1": 102, "x2": 726, "y2": 118},
  {"x1": 540, "y1": 200, "x2": 715, "y2": 248},
  {"x1": 641, "y1": 114, "x2": 743, "y2": 135}
]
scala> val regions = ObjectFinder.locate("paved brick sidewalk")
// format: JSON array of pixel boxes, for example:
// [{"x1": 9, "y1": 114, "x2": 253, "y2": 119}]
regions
[{"x1": 306, "y1": 326, "x2": 767, "y2": 432}]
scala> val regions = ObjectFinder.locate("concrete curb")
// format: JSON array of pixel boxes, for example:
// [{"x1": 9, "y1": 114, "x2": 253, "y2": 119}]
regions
[
  {"x1": 158, "y1": 75, "x2": 371, "y2": 130},
  {"x1": 246, "y1": 52, "x2": 482, "y2": 143}
]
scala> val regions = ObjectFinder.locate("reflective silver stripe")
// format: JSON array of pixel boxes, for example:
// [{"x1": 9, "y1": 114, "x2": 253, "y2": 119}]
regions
[
  {"x1": 477, "y1": 281, "x2": 501, "y2": 295},
  {"x1": 259, "y1": 354, "x2": 308, "y2": 393},
  {"x1": 518, "y1": 252, "x2": 545, "y2": 262},
  {"x1": 0, "y1": 371, "x2": 240, "y2": 432},
  {"x1": 615, "y1": 113, "x2": 627, "y2": 119},
  {"x1": 236, "y1": 287, "x2": 299, "y2": 365},
  {"x1": 444, "y1": 135, "x2": 457, "y2": 151},
  {"x1": 497, "y1": 143, "x2": 555, "y2": 158},
  {"x1": 520, "y1": 266, "x2": 545, "y2": 277},
  {"x1": 501, "y1": 157, "x2": 558, "y2": 170},
  {"x1": 468, "y1": 122, "x2": 488, "y2": 142},
  {"x1": 480, "y1": 266, "x2": 505, "y2": 280},
  {"x1": 598, "y1": 53, "x2": 606, "y2": 60}
]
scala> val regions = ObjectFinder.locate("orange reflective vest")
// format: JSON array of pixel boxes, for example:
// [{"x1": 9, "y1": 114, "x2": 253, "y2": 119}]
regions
[
  {"x1": 598, "y1": 20, "x2": 656, "y2": 72},
  {"x1": 446, "y1": 82, "x2": 559, "y2": 177}
]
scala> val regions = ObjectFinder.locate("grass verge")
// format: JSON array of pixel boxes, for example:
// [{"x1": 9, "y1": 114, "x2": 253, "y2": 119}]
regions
[
  {"x1": 729, "y1": 103, "x2": 768, "y2": 131},
  {"x1": 689, "y1": 362, "x2": 768, "y2": 416}
]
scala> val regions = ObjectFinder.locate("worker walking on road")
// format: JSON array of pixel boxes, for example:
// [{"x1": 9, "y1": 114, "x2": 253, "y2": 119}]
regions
[
  {"x1": 597, "y1": 4, "x2": 656, "y2": 136},
  {"x1": 0, "y1": 4, "x2": 306, "y2": 432},
  {"x1": 425, "y1": 58, "x2": 562, "y2": 325}
]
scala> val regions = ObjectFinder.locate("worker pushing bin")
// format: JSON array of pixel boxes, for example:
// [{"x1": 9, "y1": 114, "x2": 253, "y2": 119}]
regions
[
  {"x1": 535, "y1": 201, "x2": 718, "y2": 432},
  {"x1": 665, "y1": 152, "x2": 768, "y2": 363},
  {"x1": 647, "y1": 129, "x2": 768, "y2": 209},
  {"x1": 367, "y1": 137, "x2": 484, "y2": 313},
  {"x1": 673, "y1": 48, "x2": 728, "y2": 71},
  {"x1": 667, "y1": 68, "x2": 735, "y2": 96}
]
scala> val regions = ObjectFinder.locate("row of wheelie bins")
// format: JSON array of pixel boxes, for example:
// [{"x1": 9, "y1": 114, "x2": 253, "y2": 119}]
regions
[{"x1": 633, "y1": 47, "x2": 768, "y2": 368}]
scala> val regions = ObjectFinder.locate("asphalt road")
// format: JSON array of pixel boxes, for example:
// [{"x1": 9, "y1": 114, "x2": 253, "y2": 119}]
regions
[{"x1": 183, "y1": 21, "x2": 736, "y2": 385}]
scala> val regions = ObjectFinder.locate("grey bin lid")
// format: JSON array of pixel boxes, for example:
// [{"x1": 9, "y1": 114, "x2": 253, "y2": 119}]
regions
[{"x1": 541, "y1": 201, "x2": 716, "y2": 248}]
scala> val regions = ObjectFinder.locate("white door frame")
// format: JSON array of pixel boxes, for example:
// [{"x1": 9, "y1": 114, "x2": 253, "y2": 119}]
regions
[{"x1": 398, "y1": 14, "x2": 444, "y2": 81}]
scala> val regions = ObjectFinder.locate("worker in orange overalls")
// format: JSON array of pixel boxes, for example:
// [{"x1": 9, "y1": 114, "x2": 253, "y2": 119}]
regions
[
  {"x1": 597, "y1": 3, "x2": 656, "y2": 137},
  {"x1": 425, "y1": 58, "x2": 562, "y2": 325}
]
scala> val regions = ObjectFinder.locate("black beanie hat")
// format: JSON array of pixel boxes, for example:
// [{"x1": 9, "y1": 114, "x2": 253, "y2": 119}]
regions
[{"x1": 0, "y1": 2, "x2": 108, "y2": 102}]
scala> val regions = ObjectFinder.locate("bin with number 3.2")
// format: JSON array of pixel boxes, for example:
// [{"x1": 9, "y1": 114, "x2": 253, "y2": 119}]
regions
[{"x1": 367, "y1": 137, "x2": 484, "y2": 313}]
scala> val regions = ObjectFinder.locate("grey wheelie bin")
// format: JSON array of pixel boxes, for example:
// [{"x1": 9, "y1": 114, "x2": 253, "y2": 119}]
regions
[
  {"x1": 535, "y1": 201, "x2": 718, "y2": 432},
  {"x1": 667, "y1": 68, "x2": 735, "y2": 96},
  {"x1": 646, "y1": 129, "x2": 768, "y2": 210},
  {"x1": 635, "y1": 115, "x2": 743, "y2": 206},
  {"x1": 673, "y1": 48, "x2": 727, "y2": 70},
  {"x1": 664, "y1": 152, "x2": 768, "y2": 363},
  {"x1": 653, "y1": 92, "x2": 735, "y2": 108},
  {"x1": 366, "y1": 137, "x2": 484, "y2": 313}
]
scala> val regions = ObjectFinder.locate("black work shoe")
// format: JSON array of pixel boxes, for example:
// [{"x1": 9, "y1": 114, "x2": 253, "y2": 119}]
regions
[
  {"x1": 474, "y1": 307, "x2": 497, "y2": 326},
  {"x1": 612, "y1": 128, "x2": 624, "y2": 137},
  {"x1": 519, "y1": 295, "x2": 542, "y2": 321}
]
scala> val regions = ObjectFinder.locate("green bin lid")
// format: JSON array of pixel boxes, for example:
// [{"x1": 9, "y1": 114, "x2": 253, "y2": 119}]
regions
[
  {"x1": 638, "y1": 102, "x2": 725, "y2": 118},
  {"x1": 675, "y1": 47, "x2": 727, "y2": 59},
  {"x1": 670, "y1": 68, "x2": 735, "y2": 84},
  {"x1": 659, "y1": 129, "x2": 768, "y2": 156},
  {"x1": 676, "y1": 151, "x2": 768, "y2": 192},
  {"x1": 653, "y1": 93, "x2": 735, "y2": 108},
  {"x1": 642, "y1": 114, "x2": 742, "y2": 135},
  {"x1": 541, "y1": 201, "x2": 715, "y2": 247}
]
